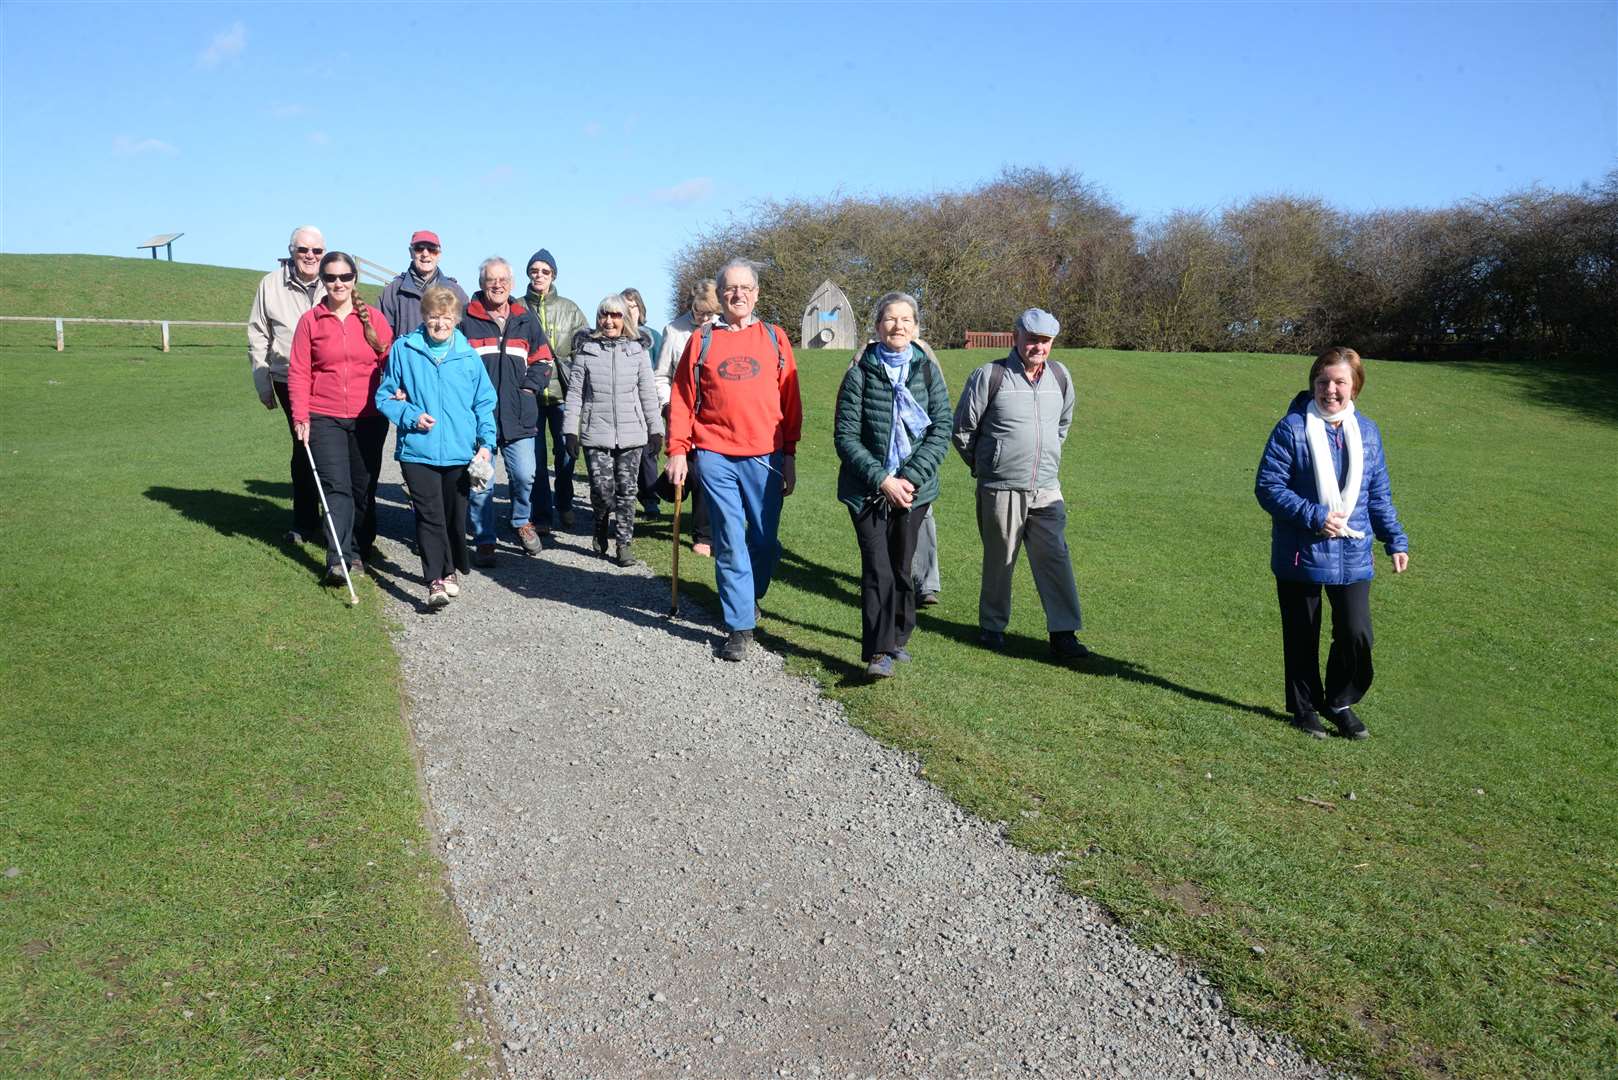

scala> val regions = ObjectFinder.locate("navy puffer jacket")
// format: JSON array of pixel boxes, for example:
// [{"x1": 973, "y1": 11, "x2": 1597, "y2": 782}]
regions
[{"x1": 1255, "y1": 391, "x2": 1409, "y2": 584}]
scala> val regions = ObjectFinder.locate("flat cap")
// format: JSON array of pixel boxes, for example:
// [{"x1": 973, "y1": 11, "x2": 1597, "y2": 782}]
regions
[{"x1": 1016, "y1": 308, "x2": 1060, "y2": 337}]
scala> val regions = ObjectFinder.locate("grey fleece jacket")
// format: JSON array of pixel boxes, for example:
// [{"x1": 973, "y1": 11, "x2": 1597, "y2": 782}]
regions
[
  {"x1": 951, "y1": 351, "x2": 1075, "y2": 490},
  {"x1": 563, "y1": 331, "x2": 664, "y2": 450}
]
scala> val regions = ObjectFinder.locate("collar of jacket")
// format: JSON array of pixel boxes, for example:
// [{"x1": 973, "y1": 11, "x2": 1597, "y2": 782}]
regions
[
  {"x1": 280, "y1": 258, "x2": 321, "y2": 295},
  {"x1": 310, "y1": 299, "x2": 364, "y2": 323},
  {"x1": 399, "y1": 326, "x2": 470, "y2": 359}
]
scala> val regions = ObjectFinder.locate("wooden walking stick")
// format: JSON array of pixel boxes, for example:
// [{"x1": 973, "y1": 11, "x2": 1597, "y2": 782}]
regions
[{"x1": 669, "y1": 481, "x2": 683, "y2": 617}]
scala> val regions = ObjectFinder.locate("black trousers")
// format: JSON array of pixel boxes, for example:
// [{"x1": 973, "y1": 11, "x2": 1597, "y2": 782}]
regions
[
  {"x1": 401, "y1": 461, "x2": 471, "y2": 583},
  {"x1": 1276, "y1": 578, "x2": 1375, "y2": 717},
  {"x1": 850, "y1": 500, "x2": 930, "y2": 661},
  {"x1": 637, "y1": 443, "x2": 661, "y2": 509},
  {"x1": 273, "y1": 379, "x2": 320, "y2": 538},
  {"x1": 307, "y1": 413, "x2": 388, "y2": 568}
]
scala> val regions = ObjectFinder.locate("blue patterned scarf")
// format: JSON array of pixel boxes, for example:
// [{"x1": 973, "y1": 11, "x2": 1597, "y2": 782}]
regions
[{"x1": 877, "y1": 344, "x2": 932, "y2": 473}]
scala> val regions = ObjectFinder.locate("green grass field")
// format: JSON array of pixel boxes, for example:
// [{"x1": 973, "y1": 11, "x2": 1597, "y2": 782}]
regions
[
  {"x1": 633, "y1": 346, "x2": 1618, "y2": 1078},
  {"x1": 0, "y1": 338, "x2": 492, "y2": 1076},
  {"x1": 3, "y1": 256, "x2": 1616, "y2": 1077}
]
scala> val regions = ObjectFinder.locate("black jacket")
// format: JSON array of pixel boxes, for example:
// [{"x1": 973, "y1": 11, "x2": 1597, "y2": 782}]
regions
[{"x1": 460, "y1": 295, "x2": 554, "y2": 442}]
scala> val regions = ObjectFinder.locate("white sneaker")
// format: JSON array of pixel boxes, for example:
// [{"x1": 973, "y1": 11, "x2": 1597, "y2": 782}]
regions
[{"x1": 442, "y1": 573, "x2": 460, "y2": 597}]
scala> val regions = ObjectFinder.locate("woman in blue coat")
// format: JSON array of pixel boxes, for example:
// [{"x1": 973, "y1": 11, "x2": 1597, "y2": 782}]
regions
[
  {"x1": 376, "y1": 285, "x2": 497, "y2": 608},
  {"x1": 1255, "y1": 346, "x2": 1410, "y2": 739}
]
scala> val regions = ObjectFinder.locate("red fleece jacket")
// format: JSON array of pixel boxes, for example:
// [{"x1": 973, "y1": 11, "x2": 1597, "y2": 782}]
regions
[
  {"x1": 666, "y1": 321, "x2": 802, "y2": 457},
  {"x1": 289, "y1": 303, "x2": 395, "y2": 424}
]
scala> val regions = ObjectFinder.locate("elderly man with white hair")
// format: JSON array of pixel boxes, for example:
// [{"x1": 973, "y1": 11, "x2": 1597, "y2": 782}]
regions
[
  {"x1": 952, "y1": 308, "x2": 1088, "y2": 661},
  {"x1": 665, "y1": 259, "x2": 802, "y2": 661},
  {"x1": 247, "y1": 225, "x2": 327, "y2": 545},
  {"x1": 460, "y1": 257, "x2": 556, "y2": 567}
]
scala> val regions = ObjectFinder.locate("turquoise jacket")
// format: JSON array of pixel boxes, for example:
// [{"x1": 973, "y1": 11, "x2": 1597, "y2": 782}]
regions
[{"x1": 376, "y1": 328, "x2": 498, "y2": 466}]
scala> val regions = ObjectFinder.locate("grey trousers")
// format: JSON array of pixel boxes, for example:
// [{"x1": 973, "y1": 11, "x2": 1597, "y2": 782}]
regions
[
  {"x1": 911, "y1": 504, "x2": 940, "y2": 596},
  {"x1": 976, "y1": 487, "x2": 1083, "y2": 634},
  {"x1": 585, "y1": 446, "x2": 642, "y2": 545}
]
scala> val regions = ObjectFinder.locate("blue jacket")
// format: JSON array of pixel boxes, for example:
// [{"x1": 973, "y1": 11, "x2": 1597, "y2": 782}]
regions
[
  {"x1": 375, "y1": 328, "x2": 498, "y2": 466},
  {"x1": 1255, "y1": 391, "x2": 1409, "y2": 584}
]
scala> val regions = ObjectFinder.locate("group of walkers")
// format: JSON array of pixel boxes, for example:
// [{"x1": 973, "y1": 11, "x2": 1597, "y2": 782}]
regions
[{"x1": 248, "y1": 225, "x2": 1410, "y2": 739}]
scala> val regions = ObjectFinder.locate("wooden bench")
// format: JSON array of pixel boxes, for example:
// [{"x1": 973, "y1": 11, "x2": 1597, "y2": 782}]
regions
[{"x1": 964, "y1": 331, "x2": 1014, "y2": 349}]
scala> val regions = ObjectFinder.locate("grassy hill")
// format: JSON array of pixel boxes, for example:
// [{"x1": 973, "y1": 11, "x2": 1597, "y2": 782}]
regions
[{"x1": 0, "y1": 254, "x2": 381, "y2": 349}]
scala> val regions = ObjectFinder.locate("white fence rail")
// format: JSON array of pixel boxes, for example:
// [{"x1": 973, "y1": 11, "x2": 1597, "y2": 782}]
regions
[{"x1": 0, "y1": 315, "x2": 247, "y2": 352}]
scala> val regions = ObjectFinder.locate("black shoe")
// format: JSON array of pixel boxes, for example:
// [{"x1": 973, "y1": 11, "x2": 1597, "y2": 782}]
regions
[
  {"x1": 1330, "y1": 707, "x2": 1370, "y2": 740},
  {"x1": 719, "y1": 629, "x2": 753, "y2": 662},
  {"x1": 283, "y1": 529, "x2": 307, "y2": 546},
  {"x1": 1294, "y1": 712, "x2": 1330, "y2": 739},
  {"x1": 613, "y1": 543, "x2": 634, "y2": 567},
  {"x1": 592, "y1": 523, "x2": 609, "y2": 556},
  {"x1": 560, "y1": 509, "x2": 576, "y2": 528},
  {"x1": 918, "y1": 592, "x2": 940, "y2": 607},
  {"x1": 1049, "y1": 631, "x2": 1090, "y2": 661},
  {"x1": 978, "y1": 629, "x2": 1006, "y2": 651}
]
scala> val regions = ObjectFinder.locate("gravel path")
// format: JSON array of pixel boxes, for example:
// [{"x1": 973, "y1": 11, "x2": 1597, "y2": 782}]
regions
[{"x1": 368, "y1": 460, "x2": 1342, "y2": 1080}]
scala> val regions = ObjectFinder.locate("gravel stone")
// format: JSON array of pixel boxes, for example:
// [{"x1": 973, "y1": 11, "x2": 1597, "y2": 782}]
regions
[{"x1": 369, "y1": 456, "x2": 1348, "y2": 1079}]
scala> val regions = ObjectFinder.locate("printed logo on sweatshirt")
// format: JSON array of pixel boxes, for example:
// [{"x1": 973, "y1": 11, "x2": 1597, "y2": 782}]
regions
[{"x1": 717, "y1": 356, "x2": 761, "y2": 381}]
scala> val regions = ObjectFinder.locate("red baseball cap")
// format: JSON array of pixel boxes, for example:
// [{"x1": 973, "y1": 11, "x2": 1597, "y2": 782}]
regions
[{"x1": 410, "y1": 230, "x2": 441, "y2": 247}]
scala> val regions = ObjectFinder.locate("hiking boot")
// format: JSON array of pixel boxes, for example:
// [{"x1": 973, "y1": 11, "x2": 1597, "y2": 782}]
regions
[
  {"x1": 918, "y1": 591, "x2": 940, "y2": 607},
  {"x1": 349, "y1": 560, "x2": 365, "y2": 577},
  {"x1": 283, "y1": 529, "x2": 307, "y2": 546},
  {"x1": 442, "y1": 573, "x2": 460, "y2": 598},
  {"x1": 1331, "y1": 707, "x2": 1370, "y2": 740},
  {"x1": 324, "y1": 564, "x2": 347, "y2": 586},
  {"x1": 866, "y1": 654, "x2": 895, "y2": 679},
  {"x1": 718, "y1": 629, "x2": 753, "y2": 662},
  {"x1": 560, "y1": 509, "x2": 576, "y2": 528},
  {"x1": 692, "y1": 542, "x2": 712, "y2": 558},
  {"x1": 978, "y1": 629, "x2": 1006, "y2": 651},
  {"x1": 474, "y1": 544, "x2": 496, "y2": 568},
  {"x1": 592, "y1": 521, "x2": 610, "y2": 556},
  {"x1": 890, "y1": 647, "x2": 912, "y2": 663},
  {"x1": 1049, "y1": 631, "x2": 1090, "y2": 661},
  {"x1": 427, "y1": 579, "x2": 450, "y2": 608},
  {"x1": 1295, "y1": 712, "x2": 1329, "y2": 739},
  {"x1": 614, "y1": 543, "x2": 635, "y2": 567},
  {"x1": 517, "y1": 523, "x2": 542, "y2": 555}
]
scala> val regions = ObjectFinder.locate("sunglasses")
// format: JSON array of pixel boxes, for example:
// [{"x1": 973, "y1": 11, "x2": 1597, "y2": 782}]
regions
[
  {"x1": 411, "y1": 244, "x2": 440, "y2": 254},
  {"x1": 322, "y1": 272, "x2": 356, "y2": 283},
  {"x1": 295, "y1": 246, "x2": 325, "y2": 256},
  {"x1": 599, "y1": 311, "x2": 624, "y2": 319}
]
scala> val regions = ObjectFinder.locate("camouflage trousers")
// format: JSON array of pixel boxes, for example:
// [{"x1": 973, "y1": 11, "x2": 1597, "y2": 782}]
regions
[{"x1": 584, "y1": 446, "x2": 641, "y2": 546}]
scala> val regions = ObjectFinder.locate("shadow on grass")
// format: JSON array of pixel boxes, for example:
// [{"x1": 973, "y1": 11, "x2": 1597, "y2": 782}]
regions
[
  {"x1": 1460, "y1": 356, "x2": 1618, "y2": 427},
  {"x1": 144, "y1": 485, "x2": 323, "y2": 573},
  {"x1": 916, "y1": 609, "x2": 1289, "y2": 724}
]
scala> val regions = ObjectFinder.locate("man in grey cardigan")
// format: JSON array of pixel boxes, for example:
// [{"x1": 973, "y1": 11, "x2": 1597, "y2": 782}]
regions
[
  {"x1": 951, "y1": 308, "x2": 1088, "y2": 660},
  {"x1": 247, "y1": 225, "x2": 326, "y2": 545}
]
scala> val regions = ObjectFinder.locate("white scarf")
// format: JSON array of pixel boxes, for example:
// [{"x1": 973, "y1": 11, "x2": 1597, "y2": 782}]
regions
[{"x1": 1305, "y1": 399, "x2": 1365, "y2": 540}]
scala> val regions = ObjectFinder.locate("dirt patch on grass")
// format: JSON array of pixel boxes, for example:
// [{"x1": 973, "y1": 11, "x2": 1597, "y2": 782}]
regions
[{"x1": 1155, "y1": 879, "x2": 1220, "y2": 919}]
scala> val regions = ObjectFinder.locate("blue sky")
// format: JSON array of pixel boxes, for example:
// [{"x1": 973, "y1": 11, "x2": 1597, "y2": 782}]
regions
[{"x1": 2, "y1": 1, "x2": 1613, "y2": 324}]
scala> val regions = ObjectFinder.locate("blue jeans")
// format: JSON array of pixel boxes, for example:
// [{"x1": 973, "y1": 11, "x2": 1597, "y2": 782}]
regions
[
  {"x1": 532, "y1": 401, "x2": 576, "y2": 524},
  {"x1": 695, "y1": 449, "x2": 784, "y2": 631},
  {"x1": 467, "y1": 436, "x2": 537, "y2": 544}
]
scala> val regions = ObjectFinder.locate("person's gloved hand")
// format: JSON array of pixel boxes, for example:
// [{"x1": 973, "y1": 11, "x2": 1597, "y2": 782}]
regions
[
  {"x1": 565, "y1": 433, "x2": 580, "y2": 458},
  {"x1": 646, "y1": 433, "x2": 663, "y2": 455}
]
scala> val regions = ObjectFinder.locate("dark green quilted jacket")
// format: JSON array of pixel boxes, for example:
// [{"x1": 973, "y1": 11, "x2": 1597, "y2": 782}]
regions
[{"x1": 833, "y1": 342, "x2": 954, "y2": 512}]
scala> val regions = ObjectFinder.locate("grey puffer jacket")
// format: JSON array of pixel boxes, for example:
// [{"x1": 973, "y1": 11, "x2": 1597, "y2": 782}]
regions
[
  {"x1": 952, "y1": 351, "x2": 1075, "y2": 490},
  {"x1": 563, "y1": 331, "x2": 664, "y2": 450}
]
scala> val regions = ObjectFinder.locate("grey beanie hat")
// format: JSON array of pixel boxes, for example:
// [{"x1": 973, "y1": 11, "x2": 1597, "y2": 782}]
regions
[{"x1": 1016, "y1": 308, "x2": 1060, "y2": 337}]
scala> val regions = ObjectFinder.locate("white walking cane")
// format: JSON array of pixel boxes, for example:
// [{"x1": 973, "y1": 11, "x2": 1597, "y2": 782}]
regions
[{"x1": 302, "y1": 439, "x2": 359, "y2": 606}]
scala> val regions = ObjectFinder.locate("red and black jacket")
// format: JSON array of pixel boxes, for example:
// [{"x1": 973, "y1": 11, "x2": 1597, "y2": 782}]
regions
[{"x1": 460, "y1": 295, "x2": 555, "y2": 443}]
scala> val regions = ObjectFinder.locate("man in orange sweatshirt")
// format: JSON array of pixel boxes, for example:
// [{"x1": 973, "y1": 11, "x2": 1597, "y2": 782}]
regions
[{"x1": 665, "y1": 258, "x2": 803, "y2": 660}]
